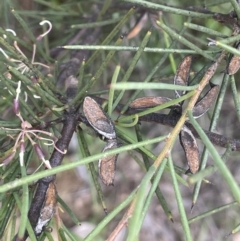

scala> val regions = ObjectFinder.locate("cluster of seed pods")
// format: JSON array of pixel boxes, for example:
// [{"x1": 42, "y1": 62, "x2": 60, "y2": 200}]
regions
[
  {"x1": 175, "y1": 56, "x2": 219, "y2": 173},
  {"x1": 129, "y1": 55, "x2": 219, "y2": 174},
  {"x1": 83, "y1": 96, "x2": 118, "y2": 186},
  {"x1": 82, "y1": 55, "x2": 220, "y2": 181}
]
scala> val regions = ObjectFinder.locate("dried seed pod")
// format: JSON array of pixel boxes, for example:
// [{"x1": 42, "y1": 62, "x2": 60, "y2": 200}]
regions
[
  {"x1": 129, "y1": 96, "x2": 178, "y2": 109},
  {"x1": 83, "y1": 96, "x2": 116, "y2": 139},
  {"x1": 35, "y1": 182, "x2": 57, "y2": 235},
  {"x1": 192, "y1": 84, "x2": 219, "y2": 119},
  {"x1": 99, "y1": 140, "x2": 118, "y2": 186},
  {"x1": 174, "y1": 55, "x2": 192, "y2": 98},
  {"x1": 180, "y1": 125, "x2": 199, "y2": 174},
  {"x1": 228, "y1": 43, "x2": 240, "y2": 75}
]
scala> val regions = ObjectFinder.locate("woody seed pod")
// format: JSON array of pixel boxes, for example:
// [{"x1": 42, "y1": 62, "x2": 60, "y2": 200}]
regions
[
  {"x1": 129, "y1": 96, "x2": 179, "y2": 109},
  {"x1": 174, "y1": 55, "x2": 192, "y2": 98},
  {"x1": 35, "y1": 182, "x2": 57, "y2": 235},
  {"x1": 99, "y1": 140, "x2": 118, "y2": 186},
  {"x1": 83, "y1": 96, "x2": 116, "y2": 139},
  {"x1": 192, "y1": 84, "x2": 219, "y2": 119},
  {"x1": 227, "y1": 43, "x2": 240, "y2": 75},
  {"x1": 180, "y1": 125, "x2": 200, "y2": 174}
]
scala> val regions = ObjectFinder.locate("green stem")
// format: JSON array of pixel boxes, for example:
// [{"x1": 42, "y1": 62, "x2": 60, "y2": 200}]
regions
[
  {"x1": 210, "y1": 39, "x2": 240, "y2": 56},
  {"x1": 122, "y1": 0, "x2": 213, "y2": 18},
  {"x1": 112, "y1": 30, "x2": 152, "y2": 110},
  {"x1": 17, "y1": 163, "x2": 29, "y2": 239},
  {"x1": 156, "y1": 21, "x2": 214, "y2": 61},
  {"x1": 77, "y1": 128, "x2": 107, "y2": 213},
  {"x1": 188, "y1": 110, "x2": 240, "y2": 202},
  {"x1": 112, "y1": 82, "x2": 199, "y2": 91},
  {"x1": 192, "y1": 73, "x2": 229, "y2": 206},
  {"x1": 85, "y1": 7, "x2": 136, "y2": 67},
  {"x1": 71, "y1": 16, "x2": 123, "y2": 28},
  {"x1": 188, "y1": 144, "x2": 232, "y2": 184},
  {"x1": 188, "y1": 201, "x2": 238, "y2": 223},
  {"x1": 119, "y1": 26, "x2": 188, "y2": 115},
  {"x1": 84, "y1": 188, "x2": 138, "y2": 241},
  {"x1": 57, "y1": 195, "x2": 80, "y2": 225},
  {"x1": 230, "y1": 75, "x2": 240, "y2": 122},
  {"x1": 168, "y1": 154, "x2": 193, "y2": 241},
  {"x1": 108, "y1": 65, "x2": 121, "y2": 116},
  {"x1": 127, "y1": 165, "x2": 157, "y2": 241},
  {"x1": 0, "y1": 135, "x2": 167, "y2": 193},
  {"x1": 62, "y1": 45, "x2": 218, "y2": 54},
  {"x1": 184, "y1": 22, "x2": 228, "y2": 37},
  {"x1": 135, "y1": 125, "x2": 173, "y2": 221},
  {"x1": 229, "y1": 0, "x2": 240, "y2": 19}
]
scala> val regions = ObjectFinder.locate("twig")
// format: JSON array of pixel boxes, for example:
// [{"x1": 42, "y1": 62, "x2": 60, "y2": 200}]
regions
[
  {"x1": 91, "y1": 96, "x2": 240, "y2": 151},
  {"x1": 24, "y1": 23, "x2": 100, "y2": 240},
  {"x1": 106, "y1": 197, "x2": 137, "y2": 241}
]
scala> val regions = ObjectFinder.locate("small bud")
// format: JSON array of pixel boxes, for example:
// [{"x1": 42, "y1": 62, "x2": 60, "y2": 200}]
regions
[
  {"x1": 1, "y1": 151, "x2": 16, "y2": 166},
  {"x1": 34, "y1": 143, "x2": 45, "y2": 160}
]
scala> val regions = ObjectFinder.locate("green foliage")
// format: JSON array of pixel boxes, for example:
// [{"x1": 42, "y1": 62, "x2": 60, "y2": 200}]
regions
[{"x1": 1, "y1": 0, "x2": 240, "y2": 241}]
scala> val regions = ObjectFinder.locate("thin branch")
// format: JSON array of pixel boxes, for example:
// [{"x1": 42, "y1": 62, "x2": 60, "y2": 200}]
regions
[{"x1": 92, "y1": 96, "x2": 240, "y2": 151}]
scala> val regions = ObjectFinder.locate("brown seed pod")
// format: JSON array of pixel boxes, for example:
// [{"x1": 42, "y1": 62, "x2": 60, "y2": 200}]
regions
[
  {"x1": 192, "y1": 84, "x2": 219, "y2": 119},
  {"x1": 35, "y1": 182, "x2": 57, "y2": 235},
  {"x1": 174, "y1": 55, "x2": 192, "y2": 98},
  {"x1": 227, "y1": 43, "x2": 240, "y2": 75},
  {"x1": 99, "y1": 140, "x2": 118, "y2": 186},
  {"x1": 83, "y1": 96, "x2": 116, "y2": 139},
  {"x1": 129, "y1": 96, "x2": 179, "y2": 109},
  {"x1": 180, "y1": 125, "x2": 200, "y2": 174}
]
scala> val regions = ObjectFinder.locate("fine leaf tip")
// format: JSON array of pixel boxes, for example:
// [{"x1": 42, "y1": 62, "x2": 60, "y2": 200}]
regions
[
  {"x1": 104, "y1": 208, "x2": 109, "y2": 215},
  {"x1": 170, "y1": 217, "x2": 174, "y2": 223},
  {"x1": 190, "y1": 202, "x2": 195, "y2": 213}
]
